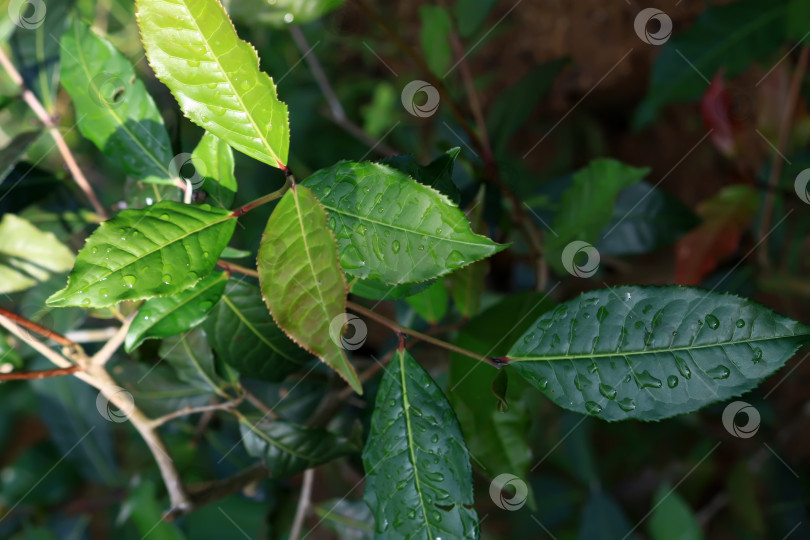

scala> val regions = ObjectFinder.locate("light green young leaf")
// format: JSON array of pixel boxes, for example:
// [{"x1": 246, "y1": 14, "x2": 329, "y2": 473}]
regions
[
  {"x1": 405, "y1": 280, "x2": 448, "y2": 324},
  {"x1": 0, "y1": 214, "x2": 74, "y2": 294},
  {"x1": 60, "y1": 19, "x2": 176, "y2": 185},
  {"x1": 257, "y1": 186, "x2": 361, "y2": 393},
  {"x1": 203, "y1": 279, "x2": 310, "y2": 382},
  {"x1": 47, "y1": 202, "x2": 236, "y2": 308},
  {"x1": 508, "y1": 286, "x2": 810, "y2": 421},
  {"x1": 191, "y1": 132, "x2": 238, "y2": 209},
  {"x1": 159, "y1": 328, "x2": 227, "y2": 395},
  {"x1": 239, "y1": 414, "x2": 358, "y2": 478},
  {"x1": 304, "y1": 161, "x2": 505, "y2": 285},
  {"x1": 546, "y1": 159, "x2": 648, "y2": 274},
  {"x1": 362, "y1": 348, "x2": 479, "y2": 540},
  {"x1": 125, "y1": 271, "x2": 228, "y2": 352},
  {"x1": 137, "y1": 0, "x2": 290, "y2": 169}
]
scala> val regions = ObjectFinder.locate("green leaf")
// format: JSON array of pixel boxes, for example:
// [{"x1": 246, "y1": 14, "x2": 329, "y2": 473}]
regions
[
  {"x1": 449, "y1": 292, "x2": 554, "y2": 483},
  {"x1": 578, "y1": 490, "x2": 635, "y2": 540},
  {"x1": 220, "y1": 246, "x2": 252, "y2": 259},
  {"x1": 0, "y1": 130, "x2": 43, "y2": 184},
  {"x1": 225, "y1": 0, "x2": 344, "y2": 28},
  {"x1": 634, "y1": 0, "x2": 787, "y2": 129},
  {"x1": 419, "y1": 6, "x2": 453, "y2": 76},
  {"x1": 304, "y1": 161, "x2": 505, "y2": 284},
  {"x1": 239, "y1": 414, "x2": 358, "y2": 477},
  {"x1": 47, "y1": 202, "x2": 236, "y2": 308},
  {"x1": 313, "y1": 499, "x2": 374, "y2": 540},
  {"x1": 454, "y1": 0, "x2": 499, "y2": 37},
  {"x1": 596, "y1": 181, "x2": 699, "y2": 256},
  {"x1": 0, "y1": 214, "x2": 75, "y2": 295},
  {"x1": 362, "y1": 348, "x2": 479, "y2": 540},
  {"x1": 508, "y1": 286, "x2": 810, "y2": 421},
  {"x1": 9, "y1": 1, "x2": 74, "y2": 112},
  {"x1": 60, "y1": 19, "x2": 176, "y2": 185},
  {"x1": 257, "y1": 186, "x2": 360, "y2": 392},
  {"x1": 159, "y1": 328, "x2": 227, "y2": 395},
  {"x1": 546, "y1": 159, "x2": 648, "y2": 274},
  {"x1": 487, "y1": 58, "x2": 567, "y2": 154},
  {"x1": 125, "y1": 480, "x2": 186, "y2": 540},
  {"x1": 405, "y1": 280, "x2": 448, "y2": 324},
  {"x1": 448, "y1": 186, "x2": 488, "y2": 318},
  {"x1": 137, "y1": 0, "x2": 290, "y2": 169},
  {"x1": 0, "y1": 332, "x2": 23, "y2": 369},
  {"x1": 125, "y1": 271, "x2": 228, "y2": 352},
  {"x1": 380, "y1": 147, "x2": 461, "y2": 204},
  {"x1": 192, "y1": 132, "x2": 238, "y2": 209},
  {"x1": 203, "y1": 279, "x2": 310, "y2": 382},
  {"x1": 648, "y1": 483, "x2": 705, "y2": 540},
  {"x1": 350, "y1": 277, "x2": 435, "y2": 301}
]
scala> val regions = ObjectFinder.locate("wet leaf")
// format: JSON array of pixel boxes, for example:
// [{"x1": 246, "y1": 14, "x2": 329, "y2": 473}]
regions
[
  {"x1": 47, "y1": 202, "x2": 236, "y2": 308},
  {"x1": 192, "y1": 132, "x2": 238, "y2": 209},
  {"x1": 257, "y1": 186, "x2": 361, "y2": 393},
  {"x1": 362, "y1": 348, "x2": 479, "y2": 540}
]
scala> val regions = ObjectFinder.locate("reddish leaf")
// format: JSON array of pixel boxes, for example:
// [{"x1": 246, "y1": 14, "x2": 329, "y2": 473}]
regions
[
  {"x1": 675, "y1": 186, "x2": 757, "y2": 285},
  {"x1": 701, "y1": 71, "x2": 738, "y2": 156}
]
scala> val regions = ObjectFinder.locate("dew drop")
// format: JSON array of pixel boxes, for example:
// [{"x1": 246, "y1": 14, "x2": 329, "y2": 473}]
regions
[
  {"x1": 162, "y1": 274, "x2": 173, "y2": 285},
  {"x1": 635, "y1": 370, "x2": 663, "y2": 389},
  {"x1": 753, "y1": 348, "x2": 763, "y2": 363},
  {"x1": 341, "y1": 245, "x2": 365, "y2": 269},
  {"x1": 706, "y1": 314, "x2": 720, "y2": 330},
  {"x1": 674, "y1": 356, "x2": 691, "y2": 379},
  {"x1": 736, "y1": 319, "x2": 745, "y2": 328},
  {"x1": 81, "y1": 298, "x2": 91, "y2": 306},
  {"x1": 597, "y1": 306, "x2": 609, "y2": 322},
  {"x1": 100, "y1": 288, "x2": 109, "y2": 298},
  {"x1": 446, "y1": 250, "x2": 465, "y2": 269},
  {"x1": 91, "y1": 247, "x2": 98, "y2": 254},
  {"x1": 617, "y1": 397, "x2": 636, "y2": 411},
  {"x1": 707, "y1": 365, "x2": 730, "y2": 379},
  {"x1": 536, "y1": 377, "x2": 549, "y2": 391},
  {"x1": 585, "y1": 401, "x2": 603, "y2": 414},
  {"x1": 392, "y1": 240, "x2": 401, "y2": 254},
  {"x1": 123, "y1": 275, "x2": 136, "y2": 288},
  {"x1": 667, "y1": 375, "x2": 679, "y2": 388},
  {"x1": 574, "y1": 374, "x2": 592, "y2": 391},
  {"x1": 599, "y1": 383, "x2": 617, "y2": 400},
  {"x1": 200, "y1": 301, "x2": 213, "y2": 311}
]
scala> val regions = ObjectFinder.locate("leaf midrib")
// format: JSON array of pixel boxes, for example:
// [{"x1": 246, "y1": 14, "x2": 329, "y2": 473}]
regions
[
  {"x1": 179, "y1": 0, "x2": 281, "y2": 165},
  {"x1": 510, "y1": 331, "x2": 810, "y2": 362},
  {"x1": 72, "y1": 21, "x2": 174, "y2": 181},
  {"x1": 240, "y1": 418, "x2": 316, "y2": 461},
  {"x1": 321, "y1": 203, "x2": 495, "y2": 248},
  {"x1": 398, "y1": 351, "x2": 435, "y2": 539}
]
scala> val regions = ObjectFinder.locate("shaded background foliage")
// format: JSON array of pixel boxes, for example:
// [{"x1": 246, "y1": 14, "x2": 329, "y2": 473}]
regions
[{"x1": 0, "y1": 0, "x2": 809, "y2": 538}]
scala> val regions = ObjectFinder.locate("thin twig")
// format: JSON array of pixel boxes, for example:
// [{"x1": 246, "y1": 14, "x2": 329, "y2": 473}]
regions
[
  {"x1": 242, "y1": 387, "x2": 279, "y2": 418},
  {"x1": 217, "y1": 259, "x2": 259, "y2": 278},
  {"x1": 289, "y1": 26, "x2": 397, "y2": 157},
  {"x1": 0, "y1": 307, "x2": 77, "y2": 348},
  {"x1": 91, "y1": 314, "x2": 134, "y2": 366},
  {"x1": 150, "y1": 396, "x2": 243, "y2": 428},
  {"x1": 230, "y1": 176, "x2": 292, "y2": 218},
  {"x1": 346, "y1": 301, "x2": 504, "y2": 367},
  {"x1": 179, "y1": 463, "x2": 268, "y2": 517},
  {"x1": 289, "y1": 469, "x2": 315, "y2": 540},
  {"x1": 0, "y1": 48, "x2": 108, "y2": 219},
  {"x1": 0, "y1": 365, "x2": 82, "y2": 381},
  {"x1": 758, "y1": 46, "x2": 809, "y2": 267}
]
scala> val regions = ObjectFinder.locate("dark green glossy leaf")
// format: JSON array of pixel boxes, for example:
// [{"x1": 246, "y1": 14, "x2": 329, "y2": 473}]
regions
[
  {"x1": 47, "y1": 202, "x2": 236, "y2": 308},
  {"x1": 634, "y1": 0, "x2": 787, "y2": 129},
  {"x1": 159, "y1": 328, "x2": 228, "y2": 396},
  {"x1": 192, "y1": 132, "x2": 238, "y2": 209},
  {"x1": 137, "y1": 0, "x2": 290, "y2": 169},
  {"x1": 60, "y1": 19, "x2": 176, "y2": 185},
  {"x1": 204, "y1": 279, "x2": 310, "y2": 382},
  {"x1": 350, "y1": 277, "x2": 435, "y2": 301},
  {"x1": 419, "y1": 6, "x2": 452, "y2": 76},
  {"x1": 239, "y1": 414, "x2": 358, "y2": 477},
  {"x1": 596, "y1": 181, "x2": 699, "y2": 256},
  {"x1": 125, "y1": 271, "x2": 227, "y2": 352},
  {"x1": 405, "y1": 280, "x2": 448, "y2": 324},
  {"x1": 126, "y1": 480, "x2": 186, "y2": 540},
  {"x1": 362, "y1": 348, "x2": 479, "y2": 540},
  {"x1": 0, "y1": 214, "x2": 74, "y2": 294},
  {"x1": 455, "y1": 0, "x2": 499, "y2": 37},
  {"x1": 380, "y1": 147, "x2": 461, "y2": 204},
  {"x1": 648, "y1": 483, "x2": 704, "y2": 540},
  {"x1": 258, "y1": 186, "x2": 361, "y2": 393},
  {"x1": 546, "y1": 159, "x2": 648, "y2": 274},
  {"x1": 508, "y1": 286, "x2": 810, "y2": 421},
  {"x1": 448, "y1": 186, "x2": 487, "y2": 318},
  {"x1": 304, "y1": 161, "x2": 505, "y2": 284}
]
